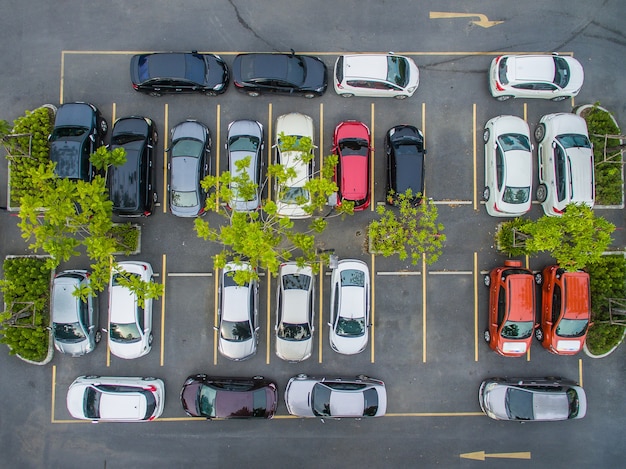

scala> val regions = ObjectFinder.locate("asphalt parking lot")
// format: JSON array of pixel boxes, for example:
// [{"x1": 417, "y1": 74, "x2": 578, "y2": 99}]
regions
[{"x1": 2, "y1": 2, "x2": 626, "y2": 468}]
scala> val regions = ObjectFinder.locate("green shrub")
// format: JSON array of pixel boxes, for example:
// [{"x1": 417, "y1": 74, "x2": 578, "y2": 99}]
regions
[
  {"x1": 0, "y1": 257, "x2": 53, "y2": 361},
  {"x1": 4, "y1": 107, "x2": 55, "y2": 207},
  {"x1": 111, "y1": 223, "x2": 140, "y2": 254},
  {"x1": 586, "y1": 254, "x2": 626, "y2": 355},
  {"x1": 583, "y1": 104, "x2": 623, "y2": 206}
]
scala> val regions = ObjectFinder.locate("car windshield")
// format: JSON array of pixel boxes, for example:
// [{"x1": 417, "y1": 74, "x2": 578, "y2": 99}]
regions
[
  {"x1": 386, "y1": 56, "x2": 409, "y2": 87},
  {"x1": 172, "y1": 190, "x2": 199, "y2": 208},
  {"x1": 84, "y1": 387, "x2": 101, "y2": 419},
  {"x1": 286, "y1": 56, "x2": 306, "y2": 85},
  {"x1": 53, "y1": 322, "x2": 86, "y2": 342},
  {"x1": 501, "y1": 321, "x2": 534, "y2": 339},
  {"x1": 172, "y1": 139, "x2": 203, "y2": 158},
  {"x1": 336, "y1": 316, "x2": 366, "y2": 337},
  {"x1": 277, "y1": 322, "x2": 311, "y2": 340},
  {"x1": 280, "y1": 186, "x2": 310, "y2": 204},
  {"x1": 505, "y1": 387, "x2": 534, "y2": 420},
  {"x1": 223, "y1": 275, "x2": 249, "y2": 288},
  {"x1": 502, "y1": 186, "x2": 530, "y2": 204},
  {"x1": 198, "y1": 384, "x2": 218, "y2": 418},
  {"x1": 339, "y1": 139, "x2": 368, "y2": 156},
  {"x1": 229, "y1": 135, "x2": 260, "y2": 152},
  {"x1": 566, "y1": 388, "x2": 581, "y2": 418},
  {"x1": 112, "y1": 272, "x2": 140, "y2": 286},
  {"x1": 110, "y1": 322, "x2": 141, "y2": 343},
  {"x1": 220, "y1": 320, "x2": 253, "y2": 341},
  {"x1": 553, "y1": 56, "x2": 571, "y2": 88},
  {"x1": 51, "y1": 127, "x2": 88, "y2": 139},
  {"x1": 393, "y1": 138, "x2": 422, "y2": 154},
  {"x1": 498, "y1": 133, "x2": 531, "y2": 152},
  {"x1": 556, "y1": 318, "x2": 589, "y2": 338},
  {"x1": 112, "y1": 133, "x2": 145, "y2": 146},
  {"x1": 556, "y1": 134, "x2": 591, "y2": 149}
]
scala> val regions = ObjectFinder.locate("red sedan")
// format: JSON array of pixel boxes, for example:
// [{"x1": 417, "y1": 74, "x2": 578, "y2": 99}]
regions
[{"x1": 332, "y1": 121, "x2": 371, "y2": 211}]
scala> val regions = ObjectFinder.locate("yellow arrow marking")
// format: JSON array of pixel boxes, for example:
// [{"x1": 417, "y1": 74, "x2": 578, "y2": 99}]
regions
[
  {"x1": 460, "y1": 451, "x2": 531, "y2": 461},
  {"x1": 430, "y1": 12, "x2": 504, "y2": 28}
]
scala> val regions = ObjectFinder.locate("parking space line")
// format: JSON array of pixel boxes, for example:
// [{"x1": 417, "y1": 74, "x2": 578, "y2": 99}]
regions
[
  {"x1": 268, "y1": 103, "x2": 273, "y2": 195},
  {"x1": 387, "y1": 412, "x2": 484, "y2": 417},
  {"x1": 163, "y1": 103, "x2": 169, "y2": 213},
  {"x1": 422, "y1": 102, "x2": 427, "y2": 197},
  {"x1": 370, "y1": 102, "x2": 375, "y2": 211},
  {"x1": 473, "y1": 103, "x2": 477, "y2": 211},
  {"x1": 266, "y1": 273, "x2": 271, "y2": 365},
  {"x1": 579, "y1": 359, "x2": 583, "y2": 386},
  {"x1": 112, "y1": 102, "x2": 116, "y2": 124},
  {"x1": 215, "y1": 104, "x2": 221, "y2": 210},
  {"x1": 429, "y1": 271, "x2": 472, "y2": 275},
  {"x1": 51, "y1": 365, "x2": 57, "y2": 423},
  {"x1": 59, "y1": 52, "x2": 65, "y2": 104},
  {"x1": 474, "y1": 252, "x2": 479, "y2": 362},
  {"x1": 422, "y1": 253, "x2": 427, "y2": 363},
  {"x1": 371, "y1": 253, "x2": 375, "y2": 363},
  {"x1": 524, "y1": 102, "x2": 528, "y2": 121},
  {"x1": 318, "y1": 263, "x2": 323, "y2": 363},
  {"x1": 377, "y1": 271, "x2": 421, "y2": 276},
  {"x1": 431, "y1": 200, "x2": 472, "y2": 205},
  {"x1": 525, "y1": 256, "x2": 531, "y2": 362},
  {"x1": 161, "y1": 254, "x2": 166, "y2": 366},
  {"x1": 167, "y1": 272, "x2": 213, "y2": 277},
  {"x1": 213, "y1": 265, "x2": 219, "y2": 365},
  {"x1": 319, "y1": 103, "x2": 324, "y2": 172}
]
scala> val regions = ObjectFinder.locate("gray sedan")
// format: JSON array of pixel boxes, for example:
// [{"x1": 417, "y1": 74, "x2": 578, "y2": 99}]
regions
[
  {"x1": 225, "y1": 119, "x2": 264, "y2": 211},
  {"x1": 167, "y1": 120, "x2": 211, "y2": 217}
]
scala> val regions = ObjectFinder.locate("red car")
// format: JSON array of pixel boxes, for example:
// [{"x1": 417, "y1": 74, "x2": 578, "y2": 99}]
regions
[
  {"x1": 484, "y1": 260, "x2": 536, "y2": 357},
  {"x1": 535, "y1": 265, "x2": 591, "y2": 355},
  {"x1": 332, "y1": 121, "x2": 371, "y2": 211}
]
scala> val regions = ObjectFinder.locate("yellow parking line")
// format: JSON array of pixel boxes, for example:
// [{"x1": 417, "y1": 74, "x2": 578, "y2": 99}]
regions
[
  {"x1": 215, "y1": 104, "x2": 221, "y2": 210},
  {"x1": 422, "y1": 102, "x2": 426, "y2": 197},
  {"x1": 51, "y1": 365, "x2": 57, "y2": 423},
  {"x1": 319, "y1": 103, "x2": 324, "y2": 173},
  {"x1": 214, "y1": 265, "x2": 219, "y2": 365},
  {"x1": 474, "y1": 252, "x2": 479, "y2": 361},
  {"x1": 371, "y1": 253, "x2": 376, "y2": 363},
  {"x1": 161, "y1": 254, "x2": 166, "y2": 366},
  {"x1": 523, "y1": 102, "x2": 528, "y2": 122},
  {"x1": 579, "y1": 359, "x2": 584, "y2": 386},
  {"x1": 422, "y1": 252, "x2": 427, "y2": 363},
  {"x1": 163, "y1": 103, "x2": 169, "y2": 213},
  {"x1": 525, "y1": 256, "x2": 531, "y2": 362},
  {"x1": 473, "y1": 103, "x2": 477, "y2": 210},
  {"x1": 318, "y1": 263, "x2": 323, "y2": 363},
  {"x1": 370, "y1": 103, "x2": 375, "y2": 211},
  {"x1": 266, "y1": 274, "x2": 272, "y2": 364},
  {"x1": 268, "y1": 103, "x2": 273, "y2": 195},
  {"x1": 61, "y1": 50, "x2": 574, "y2": 57},
  {"x1": 112, "y1": 103, "x2": 116, "y2": 125}
]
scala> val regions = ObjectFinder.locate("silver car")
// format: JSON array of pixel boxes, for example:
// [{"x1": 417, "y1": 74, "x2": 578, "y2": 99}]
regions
[
  {"x1": 225, "y1": 119, "x2": 264, "y2": 211},
  {"x1": 479, "y1": 377, "x2": 587, "y2": 421},
  {"x1": 51, "y1": 270, "x2": 100, "y2": 357},
  {"x1": 216, "y1": 262, "x2": 259, "y2": 361},
  {"x1": 285, "y1": 374, "x2": 387, "y2": 418},
  {"x1": 275, "y1": 262, "x2": 315, "y2": 362}
]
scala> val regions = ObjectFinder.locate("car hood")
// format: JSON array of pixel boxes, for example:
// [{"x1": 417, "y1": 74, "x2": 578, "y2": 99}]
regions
[
  {"x1": 219, "y1": 337, "x2": 256, "y2": 361},
  {"x1": 276, "y1": 337, "x2": 312, "y2": 362},
  {"x1": 54, "y1": 337, "x2": 92, "y2": 357},
  {"x1": 66, "y1": 383, "x2": 89, "y2": 419},
  {"x1": 180, "y1": 382, "x2": 202, "y2": 416},
  {"x1": 285, "y1": 378, "x2": 317, "y2": 417},
  {"x1": 109, "y1": 338, "x2": 148, "y2": 359},
  {"x1": 109, "y1": 142, "x2": 143, "y2": 211},
  {"x1": 330, "y1": 330, "x2": 368, "y2": 355},
  {"x1": 481, "y1": 385, "x2": 509, "y2": 419}
]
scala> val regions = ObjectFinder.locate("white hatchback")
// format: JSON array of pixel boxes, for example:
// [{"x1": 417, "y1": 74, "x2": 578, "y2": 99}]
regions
[
  {"x1": 334, "y1": 54, "x2": 419, "y2": 99},
  {"x1": 107, "y1": 261, "x2": 154, "y2": 359},
  {"x1": 328, "y1": 260, "x2": 370, "y2": 355},
  {"x1": 483, "y1": 115, "x2": 533, "y2": 217},
  {"x1": 275, "y1": 262, "x2": 315, "y2": 362},
  {"x1": 535, "y1": 113, "x2": 595, "y2": 216},
  {"x1": 66, "y1": 376, "x2": 165, "y2": 422}
]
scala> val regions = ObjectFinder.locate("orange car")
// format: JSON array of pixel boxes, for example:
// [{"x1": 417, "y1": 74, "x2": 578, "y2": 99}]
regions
[
  {"x1": 535, "y1": 265, "x2": 591, "y2": 355},
  {"x1": 484, "y1": 260, "x2": 536, "y2": 357}
]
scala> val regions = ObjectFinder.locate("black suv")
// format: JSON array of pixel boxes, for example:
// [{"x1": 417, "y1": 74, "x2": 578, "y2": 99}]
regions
[
  {"x1": 49, "y1": 102, "x2": 108, "y2": 181},
  {"x1": 108, "y1": 116, "x2": 158, "y2": 217}
]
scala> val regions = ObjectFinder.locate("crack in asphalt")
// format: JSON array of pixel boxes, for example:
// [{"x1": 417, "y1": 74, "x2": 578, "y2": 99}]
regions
[{"x1": 228, "y1": 0, "x2": 277, "y2": 51}]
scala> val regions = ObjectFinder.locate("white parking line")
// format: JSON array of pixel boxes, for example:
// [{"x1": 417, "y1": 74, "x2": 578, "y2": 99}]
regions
[{"x1": 167, "y1": 272, "x2": 213, "y2": 277}]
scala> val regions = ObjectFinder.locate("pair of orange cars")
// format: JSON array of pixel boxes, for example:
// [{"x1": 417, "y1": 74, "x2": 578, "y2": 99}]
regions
[{"x1": 484, "y1": 260, "x2": 591, "y2": 357}]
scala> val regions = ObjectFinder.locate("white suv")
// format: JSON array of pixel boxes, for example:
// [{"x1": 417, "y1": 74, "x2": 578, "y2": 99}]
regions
[{"x1": 535, "y1": 113, "x2": 594, "y2": 216}]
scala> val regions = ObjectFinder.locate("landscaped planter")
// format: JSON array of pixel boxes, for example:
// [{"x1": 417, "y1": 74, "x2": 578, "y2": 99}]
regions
[
  {"x1": 575, "y1": 103, "x2": 624, "y2": 208},
  {"x1": 1, "y1": 255, "x2": 54, "y2": 365},
  {"x1": 111, "y1": 223, "x2": 141, "y2": 255}
]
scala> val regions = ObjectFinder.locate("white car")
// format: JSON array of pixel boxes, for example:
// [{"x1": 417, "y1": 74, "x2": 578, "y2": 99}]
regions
[
  {"x1": 66, "y1": 376, "x2": 165, "y2": 422},
  {"x1": 535, "y1": 113, "x2": 595, "y2": 216},
  {"x1": 285, "y1": 374, "x2": 387, "y2": 418},
  {"x1": 274, "y1": 113, "x2": 315, "y2": 218},
  {"x1": 328, "y1": 260, "x2": 370, "y2": 355},
  {"x1": 107, "y1": 261, "x2": 154, "y2": 359},
  {"x1": 334, "y1": 54, "x2": 419, "y2": 99},
  {"x1": 483, "y1": 115, "x2": 533, "y2": 217},
  {"x1": 275, "y1": 262, "x2": 315, "y2": 362},
  {"x1": 216, "y1": 262, "x2": 259, "y2": 361},
  {"x1": 489, "y1": 54, "x2": 584, "y2": 101}
]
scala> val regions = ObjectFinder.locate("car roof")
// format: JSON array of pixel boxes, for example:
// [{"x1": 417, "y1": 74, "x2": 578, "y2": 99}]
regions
[
  {"x1": 99, "y1": 390, "x2": 146, "y2": 420},
  {"x1": 171, "y1": 156, "x2": 200, "y2": 192},
  {"x1": 223, "y1": 285, "x2": 251, "y2": 322},
  {"x1": 282, "y1": 290, "x2": 310, "y2": 323},
  {"x1": 339, "y1": 285, "x2": 366, "y2": 319},
  {"x1": 109, "y1": 141, "x2": 144, "y2": 211},
  {"x1": 563, "y1": 272, "x2": 591, "y2": 319},
  {"x1": 506, "y1": 55, "x2": 556, "y2": 83},
  {"x1": 506, "y1": 275, "x2": 535, "y2": 321},
  {"x1": 342, "y1": 55, "x2": 389, "y2": 80},
  {"x1": 52, "y1": 275, "x2": 82, "y2": 323},
  {"x1": 328, "y1": 387, "x2": 366, "y2": 417},
  {"x1": 529, "y1": 389, "x2": 570, "y2": 420}
]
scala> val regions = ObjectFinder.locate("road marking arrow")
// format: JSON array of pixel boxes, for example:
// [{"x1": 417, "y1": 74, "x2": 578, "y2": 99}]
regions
[
  {"x1": 460, "y1": 451, "x2": 532, "y2": 461},
  {"x1": 430, "y1": 12, "x2": 504, "y2": 28}
]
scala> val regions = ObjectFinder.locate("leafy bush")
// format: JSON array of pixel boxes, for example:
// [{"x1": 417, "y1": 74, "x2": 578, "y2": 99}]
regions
[
  {"x1": 111, "y1": 223, "x2": 140, "y2": 255},
  {"x1": 3, "y1": 107, "x2": 55, "y2": 207},
  {"x1": 0, "y1": 257, "x2": 52, "y2": 362},
  {"x1": 583, "y1": 104, "x2": 623, "y2": 205},
  {"x1": 586, "y1": 254, "x2": 626, "y2": 355}
]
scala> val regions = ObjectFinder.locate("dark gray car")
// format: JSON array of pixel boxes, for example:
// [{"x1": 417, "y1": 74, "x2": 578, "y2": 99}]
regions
[
  {"x1": 167, "y1": 120, "x2": 211, "y2": 217},
  {"x1": 51, "y1": 270, "x2": 100, "y2": 357},
  {"x1": 225, "y1": 119, "x2": 264, "y2": 211}
]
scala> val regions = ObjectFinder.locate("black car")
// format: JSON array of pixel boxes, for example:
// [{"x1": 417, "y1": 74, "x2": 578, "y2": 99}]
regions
[
  {"x1": 384, "y1": 125, "x2": 426, "y2": 204},
  {"x1": 232, "y1": 52, "x2": 327, "y2": 98},
  {"x1": 180, "y1": 375, "x2": 278, "y2": 419},
  {"x1": 108, "y1": 116, "x2": 158, "y2": 217},
  {"x1": 49, "y1": 102, "x2": 108, "y2": 181},
  {"x1": 130, "y1": 52, "x2": 229, "y2": 97}
]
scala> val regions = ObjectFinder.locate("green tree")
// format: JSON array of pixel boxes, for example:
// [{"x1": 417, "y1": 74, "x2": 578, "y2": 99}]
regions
[
  {"x1": 368, "y1": 190, "x2": 445, "y2": 265},
  {"x1": 194, "y1": 134, "x2": 349, "y2": 283},
  {"x1": 496, "y1": 204, "x2": 615, "y2": 270}
]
